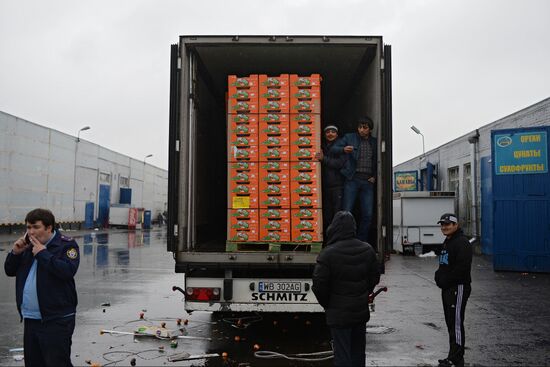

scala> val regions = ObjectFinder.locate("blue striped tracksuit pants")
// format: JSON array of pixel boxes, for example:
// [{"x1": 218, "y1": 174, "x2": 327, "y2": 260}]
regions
[{"x1": 442, "y1": 284, "x2": 471, "y2": 363}]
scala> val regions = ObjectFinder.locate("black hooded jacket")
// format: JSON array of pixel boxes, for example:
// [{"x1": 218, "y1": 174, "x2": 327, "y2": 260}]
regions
[
  {"x1": 434, "y1": 228, "x2": 472, "y2": 290},
  {"x1": 312, "y1": 211, "x2": 380, "y2": 327}
]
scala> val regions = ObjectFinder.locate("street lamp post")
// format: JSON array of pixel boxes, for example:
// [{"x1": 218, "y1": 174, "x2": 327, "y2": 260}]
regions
[
  {"x1": 77, "y1": 126, "x2": 91, "y2": 142},
  {"x1": 410, "y1": 125, "x2": 425, "y2": 158},
  {"x1": 74, "y1": 126, "x2": 91, "y2": 220}
]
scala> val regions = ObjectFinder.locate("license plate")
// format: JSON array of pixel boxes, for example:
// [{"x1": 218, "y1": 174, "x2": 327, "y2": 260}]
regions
[{"x1": 258, "y1": 281, "x2": 302, "y2": 293}]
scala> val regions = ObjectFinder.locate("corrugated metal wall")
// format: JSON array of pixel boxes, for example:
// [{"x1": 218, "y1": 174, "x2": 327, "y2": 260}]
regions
[{"x1": 0, "y1": 111, "x2": 167, "y2": 224}]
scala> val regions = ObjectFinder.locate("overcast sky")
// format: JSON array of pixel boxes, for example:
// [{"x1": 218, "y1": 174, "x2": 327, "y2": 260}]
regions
[{"x1": 1, "y1": 0, "x2": 549, "y2": 170}]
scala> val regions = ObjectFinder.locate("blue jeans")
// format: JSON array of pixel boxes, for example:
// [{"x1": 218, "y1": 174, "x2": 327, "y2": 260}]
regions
[{"x1": 342, "y1": 177, "x2": 374, "y2": 241}]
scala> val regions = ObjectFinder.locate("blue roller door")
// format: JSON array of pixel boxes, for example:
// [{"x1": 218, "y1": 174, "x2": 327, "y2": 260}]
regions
[{"x1": 491, "y1": 126, "x2": 550, "y2": 272}]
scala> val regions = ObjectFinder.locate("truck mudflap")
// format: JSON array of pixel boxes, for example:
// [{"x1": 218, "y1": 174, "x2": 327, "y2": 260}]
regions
[{"x1": 184, "y1": 277, "x2": 323, "y2": 313}]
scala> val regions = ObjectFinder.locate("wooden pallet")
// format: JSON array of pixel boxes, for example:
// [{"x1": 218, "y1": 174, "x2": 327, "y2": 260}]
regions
[{"x1": 226, "y1": 241, "x2": 323, "y2": 253}]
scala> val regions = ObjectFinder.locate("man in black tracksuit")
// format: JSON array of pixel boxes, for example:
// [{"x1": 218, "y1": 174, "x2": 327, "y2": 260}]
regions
[
  {"x1": 312, "y1": 211, "x2": 380, "y2": 366},
  {"x1": 434, "y1": 213, "x2": 473, "y2": 367},
  {"x1": 316, "y1": 125, "x2": 346, "y2": 232}
]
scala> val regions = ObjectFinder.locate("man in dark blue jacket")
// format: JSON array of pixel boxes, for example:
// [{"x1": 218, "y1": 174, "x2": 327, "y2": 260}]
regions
[
  {"x1": 316, "y1": 125, "x2": 346, "y2": 231},
  {"x1": 331, "y1": 116, "x2": 377, "y2": 241},
  {"x1": 4, "y1": 208, "x2": 80, "y2": 367},
  {"x1": 312, "y1": 211, "x2": 380, "y2": 366}
]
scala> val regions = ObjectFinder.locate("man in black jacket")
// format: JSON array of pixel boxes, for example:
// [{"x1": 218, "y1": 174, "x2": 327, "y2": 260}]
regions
[
  {"x1": 316, "y1": 125, "x2": 346, "y2": 231},
  {"x1": 4, "y1": 208, "x2": 80, "y2": 367},
  {"x1": 434, "y1": 213, "x2": 473, "y2": 367},
  {"x1": 312, "y1": 211, "x2": 380, "y2": 367}
]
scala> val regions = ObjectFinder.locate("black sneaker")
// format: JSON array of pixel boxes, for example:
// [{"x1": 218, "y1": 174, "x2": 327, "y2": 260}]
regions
[{"x1": 438, "y1": 359, "x2": 453, "y2": 367}]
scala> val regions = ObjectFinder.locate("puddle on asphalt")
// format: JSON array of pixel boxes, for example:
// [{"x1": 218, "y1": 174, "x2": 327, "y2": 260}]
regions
[{"x1": 366, "y1": 325, "x2": 395, "y2": 334}]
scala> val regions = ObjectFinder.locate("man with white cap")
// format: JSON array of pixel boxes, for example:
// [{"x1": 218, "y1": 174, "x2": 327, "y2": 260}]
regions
[
  {"x1": 434, "y1": 213, "x2": 473, "y2": 367},
  {"x1": 316, "y1": 125, "x2": 346, "y2": 231}
]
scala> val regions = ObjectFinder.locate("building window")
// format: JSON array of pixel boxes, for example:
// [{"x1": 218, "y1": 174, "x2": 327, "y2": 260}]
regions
[
  {"x1": 119, "y1": 176, "x2": 129, "y2": 187},
  {"x1": 99, "y1": 172, "x2": 111, "y2": 184},
  {"x1": 448, "y1": 166, "x2": 459, "y2": 193}
]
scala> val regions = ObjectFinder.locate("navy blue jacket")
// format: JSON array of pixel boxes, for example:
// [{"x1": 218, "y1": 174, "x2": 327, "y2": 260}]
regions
[
  {"x1": 321, "y1": 139, "x2": 347, "y2": 189},
  {"x1": 4, "y1": 231, "x2": 80, "y2": 321},
  {"x1": 330, "y1": 133, "x2": 377, "y2": 180}
]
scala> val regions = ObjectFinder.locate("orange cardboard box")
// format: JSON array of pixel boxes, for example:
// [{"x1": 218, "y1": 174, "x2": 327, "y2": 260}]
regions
[
  {"x1": 291, "y1": 209, "x2": 323, "y2": 242},
  {"x1": 259, "y1": 145, "x2": 290, "y2": 161},
  {"x1": 290, "y1": 179, "x2": 322, "y2": 208},
  {"x1": 260, "y1": 208, "x2": 291, "y2": 220},
  {"x1": 260, "y1": 113, "x2": 290, "y2": 124},
  {"x1": 228, "y1": 165, "x2": 259, "y2": 185},
  {"x1": 228, "y1": 113, "x2": 259, "y2": 125},
  {"x1": 227, "y1": 182, "x2": 259, "y2": 209},
  {"x1": 290, "y1": 134, "x2": 321, "y2": 149},
  {"x1": 290, "y1": 160, "x2": 317, "y2": 172},
  {"x1": 229, "y1": 161, "x2": 259, "y2": 172},
  {"x1": 228, "y1": 89, "x2": 258, "y2": 100},
  {"x1": 227, "y1": 209, "x2": 259, "y2": 242},
  {"x1": 259, "y1": 99, "x2": 289, "y2": 114},
  {"x1": 228, "y1": 98, "x2": 259, "y2": 114},
  {"x1": 290, "y1": 99, "x2": 321, "y2": 114},
  {"x1": 290, "y1": 163, "x2": 321, "y2": 183},
  {"x1": 290, "y1": 192, "x2": 321, "y2": 208},
  {"x1": 259, "y1": 217, "x2": 291, "y2": 242},
  {"x1": 290, "y1": 86, "x2": 321, "y2": 99},
  {"x1": 228, "y1": 75, "x2": 259, "y2": 90},
  {"x1": 260, "y1": 161, "x2": 290, "y2": 172},
  {"x1": 259, "y1": 88, "x2": 289, "y2": 99},
  {"x1": 290, "y1": 115, "x2": 322, "y2": 136},
  {"x1": 259, "y1": 169, "x2": 289, "y2": 184},
  {"x1": 290, "y1": 146, "x2": 318, "y2": 161},
  {"x1": 259, "y1": 181, "x2": 290, "y2": 199},
  {"x1": 290, "y1": 74, "x2": 321, "y2": 88},
  {"x1": 259, "y1": 133, "x2": 289, "y2": 147},
  {"x1": 259, "y1": 194, "x2": 291, "y2": 209},
  {"x1": 259, "y1": 74, "x2": 289, "y2": 89},
  {"x1": 259, "y1": 121, "x2": 289, "y2": 137},
  {"x1": 228, "y1": 145, "x2": 259, "y2": 162},
  {"x1": 228, "y1": 134, "x2": 258, "y2": 156},
  {"x1": 229, "y1": 122, "x2": 258, "y2": 136}
]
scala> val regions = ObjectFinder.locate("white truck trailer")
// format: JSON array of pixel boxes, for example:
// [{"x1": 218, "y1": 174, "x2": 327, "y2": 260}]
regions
[{"x1": 167, "y1": 35, "x2": 393, "y2": 313}]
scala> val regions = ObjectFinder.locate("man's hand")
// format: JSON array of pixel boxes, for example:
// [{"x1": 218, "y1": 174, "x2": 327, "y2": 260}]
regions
[
  {"x1": 29, "y1": 235, "x2": 46, "y2": 256},
  {"x1": 343, "y1": 146, "x2": 354, "y2": 153},
  {"x1": 11, "y1": 236, "x2": 30, "y2": 255},
  {"x1": 315, "y1": 151, "x2": 323, "y2": 161},
  {"x1": 368, "y1": 177, "x2": 375, "y2": 184}
]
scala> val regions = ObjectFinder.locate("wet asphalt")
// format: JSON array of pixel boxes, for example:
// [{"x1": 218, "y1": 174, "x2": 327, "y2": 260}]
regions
[{"x1": 1, "y1": 227, "x2": 549, "y2": 366}]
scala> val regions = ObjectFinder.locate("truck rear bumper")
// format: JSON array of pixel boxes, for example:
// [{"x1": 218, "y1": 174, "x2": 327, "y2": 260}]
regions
[{"x1": 184, "y1": 277, "x2": 323, "y2": 313}]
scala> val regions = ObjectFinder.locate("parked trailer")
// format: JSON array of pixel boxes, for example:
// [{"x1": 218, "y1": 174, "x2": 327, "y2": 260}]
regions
[
  {"x1": 167, "y1": 35, "x2": 393, "y2": 313},
  {"x1": 392, "y1": 191, "x2": 456, "y2": 254}
]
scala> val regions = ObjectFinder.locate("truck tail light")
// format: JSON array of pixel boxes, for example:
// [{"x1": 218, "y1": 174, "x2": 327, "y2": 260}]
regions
[{"x1": 185, "y1": 287, "x2": 221, "y2": 301}]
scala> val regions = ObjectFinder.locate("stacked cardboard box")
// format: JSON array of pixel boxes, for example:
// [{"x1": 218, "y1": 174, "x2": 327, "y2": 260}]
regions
[
  {"x1": 258, "y1": 75, "x2": 291, "y2": 242},
  {"x1": 227, "y1": 75, "x2": 259, "y2": 242},
  {"x1": 227, "y1": 74, "x2": 323, "y2": 245},
  {"x1": 289, "y1": 74, "x2": 322, "y2": 242}
]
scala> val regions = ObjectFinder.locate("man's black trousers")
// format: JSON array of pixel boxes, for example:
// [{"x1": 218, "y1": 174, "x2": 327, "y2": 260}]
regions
[
  {"x1": 330, "y1": 323, "x2": 366, "y2": 367},
  {"x1": 24, "y1": 316, "x2": 75, "y2": 367},
  {"x1": 442, "y1": 284, "x2": 471, "y2": 364}
]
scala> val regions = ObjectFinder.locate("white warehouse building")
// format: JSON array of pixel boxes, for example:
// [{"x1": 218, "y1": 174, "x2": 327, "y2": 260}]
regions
[
  {"x1": 0, "y1": 111, "x2": 168, "y2": 229},
  {"x1": 393, "y1": 97, "x2": 550, "y2": 241}
]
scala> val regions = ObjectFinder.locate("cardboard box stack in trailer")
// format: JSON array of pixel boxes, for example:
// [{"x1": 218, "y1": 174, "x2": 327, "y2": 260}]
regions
[{"x1": 227, "y1": 74, "x2": 323, "y2": 246}]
